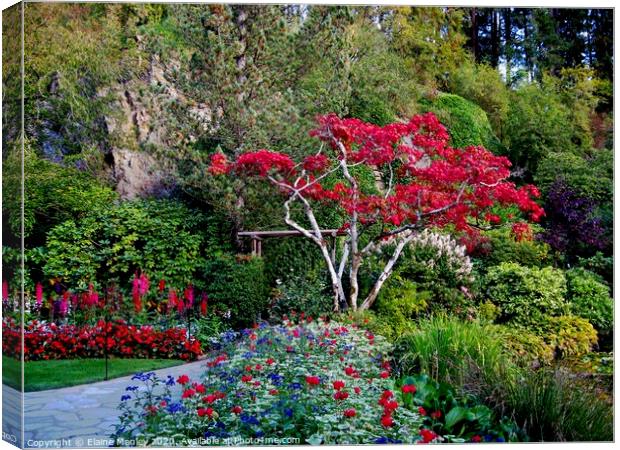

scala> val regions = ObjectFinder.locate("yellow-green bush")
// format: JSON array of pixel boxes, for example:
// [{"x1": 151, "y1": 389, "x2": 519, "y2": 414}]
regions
[{"x1": 543, "y1": 315, "x2": 598, "y2": 358}]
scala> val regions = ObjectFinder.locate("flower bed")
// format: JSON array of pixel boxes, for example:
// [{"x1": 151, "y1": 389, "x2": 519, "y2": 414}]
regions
[
  {"x1": 2, "y1": 319, "x2": 201, "y2": 361},
  {"x1": 113, "y1": 317, "x2": 437, "y2": 445}
]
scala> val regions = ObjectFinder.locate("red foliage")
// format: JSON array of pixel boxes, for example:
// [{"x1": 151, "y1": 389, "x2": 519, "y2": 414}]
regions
[
  {"x1": 209, "y1": 113, "x2": 544, "y2": 240},
  {"x1": 3, "y1": 319, "x2": 201, "y2": 361}
]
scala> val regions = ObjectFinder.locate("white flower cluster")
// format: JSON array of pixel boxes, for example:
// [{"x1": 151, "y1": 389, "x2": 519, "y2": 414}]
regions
[{"x1": 409, "y1": 229, "x2": 474, "y2": 283}]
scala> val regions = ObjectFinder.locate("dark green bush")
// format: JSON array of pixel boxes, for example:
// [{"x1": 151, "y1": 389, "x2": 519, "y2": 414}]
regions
[
  {"x1": 479, "y1": 227, "x2": 551, "y2": 269},
  {"x1": 565, "y1": 268, "x2": 613, "y2": 333},
  {"x1": 2, "y1": 147, "x2": 117, "y2": 245},
  {"x1": 484, "y1": 263, "x2": 569, "y2": 330},
  {"x1": 576, "y1": 252, "x2": 613, "y2": 287},
  {"x1": 421, "y1": 93, "x2": 502, "y2": 152},
  {"x1": 43, "y1": 199, "x2": 205, "y2": 290},
  {"x1": 204, "y1": 255, "x2": 270, "y2": 328},
  {"x1": 270, "y1": 274, "x2": 334, "y2": 320}
]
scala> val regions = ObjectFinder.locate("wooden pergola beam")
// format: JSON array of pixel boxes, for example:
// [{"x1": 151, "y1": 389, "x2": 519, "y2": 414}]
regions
[
  {"x1": 237, "y1": 229, "x2": 347, "y2": 256},
  {"x1": 238, "y1": 229, "x2": 346, "y2": 238}
]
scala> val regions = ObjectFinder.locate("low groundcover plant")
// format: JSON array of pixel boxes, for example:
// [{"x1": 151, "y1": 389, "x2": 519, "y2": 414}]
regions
[{"x1": 113, "y1": 317, "x2": 518, "y2": 445}]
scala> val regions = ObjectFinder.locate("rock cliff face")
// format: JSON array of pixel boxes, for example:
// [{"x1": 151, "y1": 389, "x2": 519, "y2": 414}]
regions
[{"x1": 102, "y1": 54, "x2": 212, "y2": 199}]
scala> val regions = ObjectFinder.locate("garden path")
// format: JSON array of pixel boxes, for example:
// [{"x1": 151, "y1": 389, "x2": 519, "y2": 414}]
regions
[{"x1": 4, "y1": 359, "x2": 208, "y2": 448}]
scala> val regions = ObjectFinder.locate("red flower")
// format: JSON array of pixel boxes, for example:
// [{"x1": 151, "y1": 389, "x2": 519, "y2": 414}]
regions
[
  {"x1": 158, "y1": 279, "x2": 166, "y2": 292},
  {"x1": 305, "y1": 375, "x2": 320, "y2": 386},
  {"x1": 420, "y1": 429, "x2": 438, "y2": 443},
  {"x1": 241, "y1": 375, "x2": 253, "y2": 383},
  {"x1": 182, "y1": 388, "x2": 196, "y2": 399},
  {"x1": 354, "y1": 386, "x2": 361, "y2": 394},
  {"x1": 200, "y1": 293, "x2": 208, "y2": 316},
  {"x1": 344, "y1": 366, "x2": 356, "y2": 376},
  {"x1": 431, "y1": 410, "x2": 442, "y2": 420},
  {"x1": 383, "y1": 400, "x2": 398, "y2": 412},
  {"x1": 255, "y1": 364, "x2": 262, "y2": 371},
  {"x1": 381, "y1": 414, "x2": 394, "y2": 427},
  {"x1": 269, "y1": 389, "x2": 279, "y2": 395},
  {"x1": 231, "y1": 405, "x2": 243, "y2": 414},
  {"x1": 203, "y1": 394, "x2": 217, "y2": 404},
  {"x1": 333, "y1": 391, "x2": 349, "y2": 401},
  {"x1": 177, "y1": 374, "x2": 190, "y2": 385},
  {"x1": 471, "y1": 435, "x2": 482, "y2": 443},
  {"x1": 401, "y1": 384, "x2": 416, "y2": 394},
  {"x1": 418, "y1": 407, "x2": 427, "y2": 416},
  {"x1": 380, "y1": 371, "x2": 390, "y2": 379},
  {"x1": 197, "y1": 407, "x2": 213, "y2": 417},
  {"x1": 266, "y1": 358, "x2": 275, "y2": 365},
  {"x1": 332, "y1": 380, "x2": 345, "y2": 391},
  {"x1": 343, "y1": 408, "x2": 356, "y2": 418}
]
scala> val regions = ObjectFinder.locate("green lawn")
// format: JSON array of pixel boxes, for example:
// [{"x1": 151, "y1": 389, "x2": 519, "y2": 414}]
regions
[{"x1": 2, "y1": 356, "x2": 185, "y2": 392}]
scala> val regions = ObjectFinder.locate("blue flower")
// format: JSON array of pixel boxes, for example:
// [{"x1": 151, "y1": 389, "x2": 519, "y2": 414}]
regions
[
  {"x1": 284, "y1": 408, "x2": 293, "y2": 418},
  {"x1": 120, "y1": 395, "x2": 131, "y2": 402},
  {"x1": 166, "y1": 375, "x2": 176, "y2": 386},
  {"x1": 374, "y1": 437, "x2": 401, "y2": 444},
  {"x1": 131, "y1": 372, "x2": 155, "y2": 382},
  {"x1": 496, "y1": 437, "x2": 506, "y2": 442},
  {"x1": 289, "y1": 382, "x2": 302, "y2": 390},
  {"x1": 166, "y1": 402, "x2": 186, "y2": 414},
  {"x1": 125, "y1": 386, "x2": 139, "y2": 392},
  {"x1": 240, "y1": 414, "x2": 260, "y2": 425}
]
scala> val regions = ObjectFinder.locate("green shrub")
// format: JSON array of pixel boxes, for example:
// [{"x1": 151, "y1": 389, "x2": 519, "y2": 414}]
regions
[
  {"x1": 372, "y1": 277, "x2": 431, "y2": 341},
  {"x1": 421, "y1": 93, "x2": 502, "y2": 152},
  {"x1": 204, "y1": 255, "x2": 270, "y2": 328},
  {"x1": 391, "y1": 230, "x2": 476, "y2": 317},
  {"x1": 542, "y1": 315, "x2": 597, "y2": 358},
  {"x1": 270, "y1": 274, "x2": 334, "y2": 320},
  {"x1": 576, "y1": 252, "x2": 613, "y2": 287},
  {"x1": 480, "y1": 227, "x2": 551, "y2": 269},
  {"x1": 485, "y1": 263, "x2": 569, "y2": 329},
  {"x1": 502, "y1": 78, "x2": 580, "y2": 176},
  {"x1": 43, "y1": 200, "x2": 205, "y2": 290},
  {"x1": 2, "y1": 147, "x2": 117, "y2": 244},
  {"x1": 535, "y1": 150, "x2": 613, "y2": 203},
  {"x1": 492, "y1": 325, "x2": 555, "y2": 367},
  {"x1": 446, "y1": 62, "x2": 510, "y2": 134},
  {"x1": 394, "y1": 316, "x2": 514, "y2": 391},
  {"x1": 262, "y1": 238, "x2": 325, "y2": 285},
  {"x1": 565, "y1": 268, "x2": 613, "y2": 333}
]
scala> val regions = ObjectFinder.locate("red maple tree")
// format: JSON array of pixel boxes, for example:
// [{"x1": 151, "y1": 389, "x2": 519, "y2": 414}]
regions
[{"x1": 209, "y1": 112, "x2": 544, "y2": 311}]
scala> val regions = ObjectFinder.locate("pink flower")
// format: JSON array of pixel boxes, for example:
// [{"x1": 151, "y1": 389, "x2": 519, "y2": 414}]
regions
[
  {"x1": 2, "y1": 280, "x2": 9, "y2": 301},
  {"x1": 35, "y1": 282, "x2": 43, "y2": 306}
]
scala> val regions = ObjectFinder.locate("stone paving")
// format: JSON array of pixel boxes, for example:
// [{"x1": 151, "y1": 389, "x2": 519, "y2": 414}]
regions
[{"x1": 3, "y1": 360, "x2": 209, "y2": 448}]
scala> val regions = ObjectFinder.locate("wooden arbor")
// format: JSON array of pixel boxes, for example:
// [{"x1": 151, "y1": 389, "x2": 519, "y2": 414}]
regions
[{"x1": 238, "y1": 229, "x2": 347, "y2": 257}]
